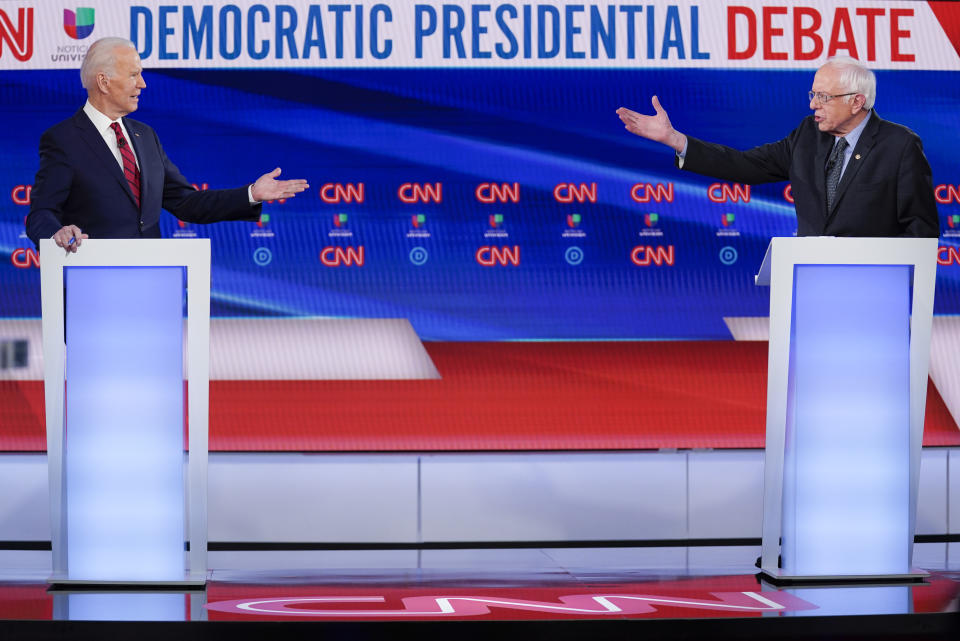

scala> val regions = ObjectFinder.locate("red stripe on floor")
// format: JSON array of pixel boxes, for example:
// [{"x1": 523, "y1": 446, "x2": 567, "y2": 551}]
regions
[{"x1": 1, "y1": 342, "x2": 957, "y2": 451}]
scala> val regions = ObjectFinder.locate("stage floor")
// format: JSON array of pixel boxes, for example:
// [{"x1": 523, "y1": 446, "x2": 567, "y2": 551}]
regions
[{"x1": 1, "y1": 548, "x2": 958, "y2": 640}]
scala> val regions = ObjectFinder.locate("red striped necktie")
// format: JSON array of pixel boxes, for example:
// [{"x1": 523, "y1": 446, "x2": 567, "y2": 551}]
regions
[{"x1": 109, "y1": 122, "x2": 141, "y2": 208}]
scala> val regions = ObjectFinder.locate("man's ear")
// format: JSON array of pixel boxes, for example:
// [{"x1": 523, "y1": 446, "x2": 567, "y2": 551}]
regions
[{"x1": 852, "y1": 93, "x2": 866, "y2": 113}]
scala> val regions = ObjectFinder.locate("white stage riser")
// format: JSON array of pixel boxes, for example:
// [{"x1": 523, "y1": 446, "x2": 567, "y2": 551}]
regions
[{"x1": 0, "y1": 449, "x2": 956, "y2": 544}]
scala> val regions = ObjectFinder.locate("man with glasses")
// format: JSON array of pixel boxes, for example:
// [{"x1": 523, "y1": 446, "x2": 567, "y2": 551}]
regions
[{"x1": 616, "y1": 56, "x2": 938, "y2": 238}]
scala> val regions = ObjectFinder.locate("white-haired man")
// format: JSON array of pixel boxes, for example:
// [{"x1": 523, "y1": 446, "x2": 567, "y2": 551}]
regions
[
  {"x1": 616, "y1": 57, "x2": 938, "y2": 238},
  {"x1": 27, "y1": 37, "x2": 309, "y2": 251}
]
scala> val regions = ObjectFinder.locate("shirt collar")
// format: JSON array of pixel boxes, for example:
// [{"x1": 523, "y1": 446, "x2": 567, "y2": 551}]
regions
[
  {"x1": 838, "y1": 109, "x2": 871, "y2": 150},
  {"x1": 83, "y1": 99, "x2": 121, "y2": 133}
]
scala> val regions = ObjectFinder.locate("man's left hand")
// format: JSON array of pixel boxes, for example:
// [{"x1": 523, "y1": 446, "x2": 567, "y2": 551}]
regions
[{"x1": 251, "y1": 167, "x2": 309, "y2": 202}]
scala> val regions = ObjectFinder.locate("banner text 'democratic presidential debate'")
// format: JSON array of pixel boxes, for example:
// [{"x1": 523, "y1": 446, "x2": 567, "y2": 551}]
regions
[{"x1": 122, "y1": 2, "x2": 930, "y2": 67}]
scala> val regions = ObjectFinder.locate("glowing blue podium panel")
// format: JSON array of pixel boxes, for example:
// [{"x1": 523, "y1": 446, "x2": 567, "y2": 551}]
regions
[
  {"x1": 787, "y1": 265, "x2": 910, "y2": 576},
  {"x1": 756, "y1": 238, "x2": 938, "y2": 583},
  {"x1": 40, "y1": 239, "x2": 211, "y2": 587},
  {"x1": 64, "y1": 266, "x2": 184, "y2": 581},
  {"x1": 57, "y1": 592, "x2": 189, "y2": 622}
]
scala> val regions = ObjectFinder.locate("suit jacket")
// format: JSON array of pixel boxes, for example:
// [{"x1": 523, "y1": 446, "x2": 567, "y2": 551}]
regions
[
  {"x1": 26, "y1": 109, "x2": 261, "y2": 247},
  {"x1": 678, "y1": 113, "x2": 939, "y2": 237}
]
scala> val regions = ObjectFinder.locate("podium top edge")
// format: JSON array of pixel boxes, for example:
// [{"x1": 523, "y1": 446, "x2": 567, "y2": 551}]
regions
[
  {"x1": 763, "y1": 236, "x2": 939, "y2": 245},
  {"x1": 38, "y1": 238, "x2": 211, "y2": 269},
  {"x1": 754, "y1": 236, "x2": 939, "y2": 286}
]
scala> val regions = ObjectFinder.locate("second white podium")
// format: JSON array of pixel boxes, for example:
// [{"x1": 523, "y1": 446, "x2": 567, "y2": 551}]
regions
[{"x1": 755, "y1": 236, "x2": 938, "y2": 582}]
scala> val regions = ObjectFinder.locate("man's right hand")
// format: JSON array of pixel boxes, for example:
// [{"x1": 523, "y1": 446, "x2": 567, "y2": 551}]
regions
[
  {"x1": 52, "y1": 225, "x2": 87, "y2": 253},
  {"x1": 617, "y1": 96, "x2": 687, "y2": 153}
]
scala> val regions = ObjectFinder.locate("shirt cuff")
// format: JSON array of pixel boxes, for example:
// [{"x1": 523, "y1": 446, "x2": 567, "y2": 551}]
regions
[
  {"x1": 248, "y1": 184, "x2": 259, "y2": 204},
  {"x1": 675, "y1": 138, "x2": 688, "y2": 168}
]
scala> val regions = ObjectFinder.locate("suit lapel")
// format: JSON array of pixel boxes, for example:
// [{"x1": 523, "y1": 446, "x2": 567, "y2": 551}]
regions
[
  {"x1": 813, "y1": 129, "x2": 832, "y2": 222},
  {"x1": 826, "y1": 112, "x2": 880, "y2": 221},
  {"x1": 72, "y1": 110, "x2": 138, "y2": 208}
]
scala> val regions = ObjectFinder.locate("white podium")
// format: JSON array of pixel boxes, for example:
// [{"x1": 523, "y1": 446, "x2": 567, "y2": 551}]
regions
[
  {"x1": 40, "y1": 239, "x2": 210, "y2": 587},
  {"x1": 755, "y1": 237, "x2": 938, "y2": 583}
]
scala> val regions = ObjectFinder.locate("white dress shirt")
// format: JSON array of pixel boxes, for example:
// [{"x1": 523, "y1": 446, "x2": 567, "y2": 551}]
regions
[
  {"x1": 82, "y1": 100, "x2": 260, "y2": 203},
  {"x1": 82, "y1": 100, "x2": 140, "y2": 171},
  {"x1": 833, "y1": 109, "x2": 871, "y2": 177}
]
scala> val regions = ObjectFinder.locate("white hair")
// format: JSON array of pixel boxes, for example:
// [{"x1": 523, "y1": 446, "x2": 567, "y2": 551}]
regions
[
  {"x1": 823, "y1": 56, "x2": 876, "y2": 110},
  {"x1": 80, "y1": 37, "x2": 136, "y2": 90}
]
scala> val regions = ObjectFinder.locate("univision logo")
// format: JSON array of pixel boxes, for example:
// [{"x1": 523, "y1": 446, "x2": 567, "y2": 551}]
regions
[{"x1": 63, "y1": 8, "x2": 94, "y2": 40}]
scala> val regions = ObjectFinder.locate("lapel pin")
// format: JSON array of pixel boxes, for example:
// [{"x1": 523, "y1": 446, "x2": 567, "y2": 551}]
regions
[{"x1": 854, "y1": 154, "x2": 861, "y2": 160}]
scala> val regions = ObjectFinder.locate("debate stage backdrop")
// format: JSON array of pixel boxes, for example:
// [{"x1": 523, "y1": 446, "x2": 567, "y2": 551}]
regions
[{"x1": 1, "y1": 1, "x2": 959, "y2": 450}]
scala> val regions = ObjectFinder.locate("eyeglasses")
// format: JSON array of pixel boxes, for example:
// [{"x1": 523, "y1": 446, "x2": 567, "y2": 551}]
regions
[{"x1": 808, "y1": 91, "x2": 857, "y2": 105}]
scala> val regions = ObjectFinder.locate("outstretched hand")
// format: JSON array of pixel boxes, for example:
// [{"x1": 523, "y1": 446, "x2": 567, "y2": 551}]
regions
[
  {"x1": 616, "y1": 96, "x2": 687, "y2": 152},
  {"x1": 251, "y1": 167, "x2": 309, "y2": 202}
]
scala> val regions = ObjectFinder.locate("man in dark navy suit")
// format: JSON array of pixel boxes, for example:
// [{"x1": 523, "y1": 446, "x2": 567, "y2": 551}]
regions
[
  {"x1": 26, "y1": 37, "x2": 309, "y2": 252},
  {"x1": 615, "y1": 57, "x2": 938, "y2": 238}
]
